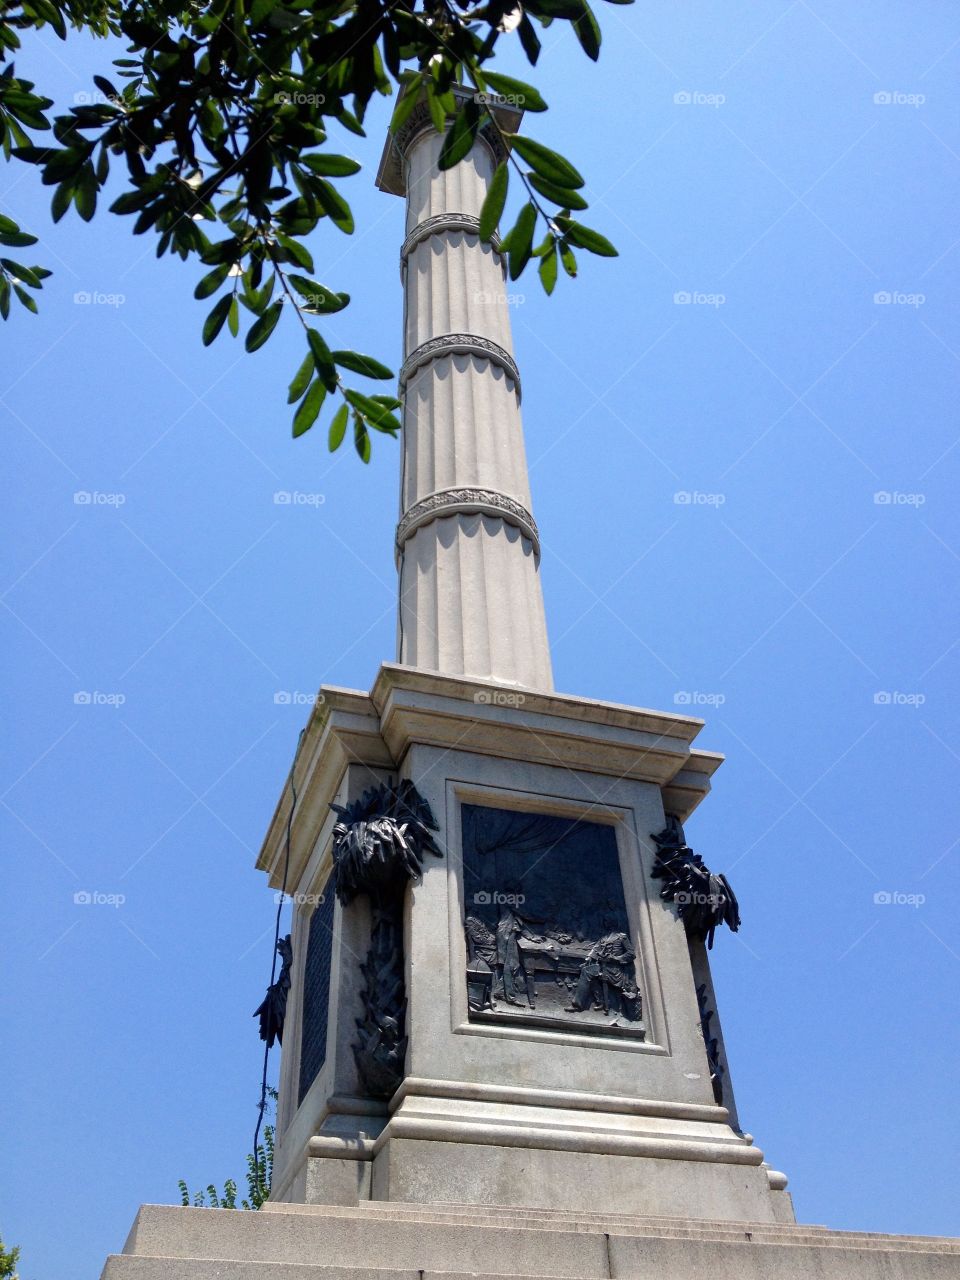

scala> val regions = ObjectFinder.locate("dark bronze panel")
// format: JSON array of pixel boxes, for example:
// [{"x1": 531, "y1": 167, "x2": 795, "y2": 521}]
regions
[
  {"x1": 461, "y1": 804, "x2": 644, "y2": 1038},
  {"x1": 298, "y1": 888, "x2": 335, "y2": 1104}
]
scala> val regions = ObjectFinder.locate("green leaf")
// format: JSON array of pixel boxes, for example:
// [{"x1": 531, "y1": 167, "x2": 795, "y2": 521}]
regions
[
  {"x1": 556, "y1": 218, "x2": 618, "y2": 257},
  {"x1": 479, "y1": 163, "x2": 508, "y2": 241},
  {"x1": 425, "y1": 81, "x2": 446, "y2": 135},
  {"x1": 292, "y1": 380, "x2": 326, "y2": 437},
  {"x1": 0, "y1": 216, "x2": 17, "y2": 234},
  {"x1": 507, "y1": 201, "x2": 537, "y2": 282},
  {"x1": 0, "y1": 259, "x2": 40, "y2": 287},
  {"x1": 202, "y1": 294, "x2": 232, "y2": 345},
  {"x1": 276, "y1": 234, "x2": 313, "y2": 271},
  {"x1": 331, "y1": 350, "x2": 394, "y2": 380},
  {"x1": 51, "y1": 181, "x2": 72, "y2": 223},
  {"x1": 559, "y1": 241, "x2": 578, "y2": 277},
  {"x1": 509, "y1": 135, "x2": 584, "y2": 190},
  {"x1": 538, "y1": 243, "x2": 558, "y2": 295},
  {"x1": 0, "y1": 231, "x2": 38, "y2": 248},
  {"x1": 517, "y1": 14, "x2": 542, "y2": 64},
  {"x1": 74, "y1": 164, "x2": 97, "y2": 222},
  {"x1": 302, "y1": 154, "x2": 362, "y2": 178},
  {"x1": 287, "y1": 351, "x2": 315, "y2": 404},
  {"x1": 571, "y1": 1, "x2": 602, "y2": 59},
  {"x1": 354, "y1": 417, "x2": 371, "y2": 462},
  {"x1": 480, "y1": 73, "x2": 548, "y2": 112},
  {"x1": 194, "y1": 263, "x2": 230, "y2": 299},
  {"x1": 390, "y1": 76, "x2": 424, "y2": 134},
  {"x1": 227, "y1": 295, "x2": 239, "y2": 337},
  {"x1": 245, "y1": 301, "x2": 283, "y2": 352},
  {"x1": 315, "y1": 181, "x2": 354, "y2": 233},
  {"x1": 528, "y1": 173, "x2": 588, "y2": 210},
  {"x1": 287, "y1": 275, "x2": 349, "y2": 313},
  {"x1": 438, "y1": 100, "x2": 481, "y2": 171},
  {"x1": 527, "y1": 0, "x2": 587, "y2": 15},
  {"x1": 93, "y1": 75, "x2": 119, "y2": 100},
  {"x1": 334, "y1": 107, "x2": 366, "y2": 138},
  {"x1": 308, "y1": 329, "x2": 339, "y2": 391},
  {"x1": 14, "y1": 283, "x2": 38, "y2": 313},
  {"x1": 344, "y1": 389, "x2": 400, "y2": 432},
  {"x1": 328, "y1": 402, "x2": 348, "y2": 451}
]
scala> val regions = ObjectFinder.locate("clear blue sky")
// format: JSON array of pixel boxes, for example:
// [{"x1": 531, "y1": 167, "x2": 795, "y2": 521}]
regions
[{"x1": 4, "y1": 2, "x2": 960, "y2": 1275}]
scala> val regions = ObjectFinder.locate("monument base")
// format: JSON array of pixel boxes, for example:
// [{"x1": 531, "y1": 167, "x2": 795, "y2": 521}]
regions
[
  {"x1": 258, "y1": 665, "x2": 787, "y2": 1225},
  {"x1": 285, "y1": 1077, "x2": 791, "y2": 1225},
  {"x1": 102, "y1": 1200, "x2": 960, "y2": 1280}
]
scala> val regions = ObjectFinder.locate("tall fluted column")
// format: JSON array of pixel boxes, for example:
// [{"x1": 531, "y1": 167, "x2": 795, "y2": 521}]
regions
[{"x1": 376, "y1": 99, "x2": 553, "y2": 691}]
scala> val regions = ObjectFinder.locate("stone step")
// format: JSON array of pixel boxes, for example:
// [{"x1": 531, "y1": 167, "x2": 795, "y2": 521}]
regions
[
  {"x1": 103, "y1": 1248, "x2": 960, "y2": 1280},
  {"x1": 115, "y1": 1202, "x2": 960, "y2": 1280},
  {"x1": 120, "y1": 1205, "x2": 609, "y2": 1278},
  {"x1": 269, "y1": 1200, "x2": 960, "y2": 1254}
]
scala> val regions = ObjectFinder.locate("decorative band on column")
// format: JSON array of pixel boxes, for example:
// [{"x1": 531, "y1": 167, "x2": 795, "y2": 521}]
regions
[
  {"x1": 377, "y1": 94, "x2": 515, "y2": 196},
  {"x1": 396, "y1": 488, "x2": 540, "y2": 563},
  {"x1": 400, "y1": 213, "x2": 503, "y2": 264},
  {"x1": 400, "y1": 334, "x2": 521, "y2": 401},
  {"x1": 393, "y1": 100, "x2": 510, "y2": 170}
]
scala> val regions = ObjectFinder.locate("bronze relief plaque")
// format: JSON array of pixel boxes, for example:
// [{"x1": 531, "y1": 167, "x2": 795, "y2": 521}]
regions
[{"x1": 461, "y1": 804, "x2": 645, "y2": 1038}]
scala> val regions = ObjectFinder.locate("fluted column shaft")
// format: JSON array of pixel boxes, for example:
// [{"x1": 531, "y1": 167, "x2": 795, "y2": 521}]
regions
[{"x1": 378, "y1": 105, "x2": 553, "y2": 691}]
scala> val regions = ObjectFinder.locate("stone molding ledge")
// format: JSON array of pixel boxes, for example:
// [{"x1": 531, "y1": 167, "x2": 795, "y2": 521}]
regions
[
  {"x1": 395, "y1": 487, "x2": 539, "y2": 561},
  {"x1": 399, "y1": 333, "x2": 521, "y2": 400},
  {"x1": 392, "y1": 1076, "x2": 731, "y2": 1124},
  {"x1": 373, "y1": 1114, "x2": 765, "y2": 1165},
  {"x1": 400, "y1": 213, "x2": 503, "y2": 266}
]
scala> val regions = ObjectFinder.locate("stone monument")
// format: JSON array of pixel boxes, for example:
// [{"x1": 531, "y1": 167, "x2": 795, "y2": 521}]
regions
[{"x1": 101, "y1": 95, "x2": 960, "y2": 1280}]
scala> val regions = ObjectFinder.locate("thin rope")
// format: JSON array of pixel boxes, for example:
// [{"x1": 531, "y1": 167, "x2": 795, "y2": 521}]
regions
[{"x1": 252, "y1": 725, "x2": 306, "y2": 1203}]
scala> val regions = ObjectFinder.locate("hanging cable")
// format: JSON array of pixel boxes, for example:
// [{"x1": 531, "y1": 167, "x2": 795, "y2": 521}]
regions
[{"x1": 252, "y1": 725, "x2": 306, "y2": 1204}]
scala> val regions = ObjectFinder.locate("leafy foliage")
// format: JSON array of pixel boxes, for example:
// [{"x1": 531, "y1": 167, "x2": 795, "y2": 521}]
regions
[
  {"x1": 0, "y1": 1233, "x2": 20, "y2": 1280},
  {"x1": 179, "y1": 1089, "x2": 276, "y2": 1210},
  {"x1": 2, "y1": 0, "x2": 628, "y2": 455}
]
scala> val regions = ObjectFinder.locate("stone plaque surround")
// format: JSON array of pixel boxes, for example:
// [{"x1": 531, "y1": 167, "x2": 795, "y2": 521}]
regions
[{"x1": 257, "y1": 664, "x2": 789, "y2": 1222}]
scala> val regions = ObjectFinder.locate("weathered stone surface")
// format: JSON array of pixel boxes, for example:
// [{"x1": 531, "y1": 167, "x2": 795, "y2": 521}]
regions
[{"x1": 104, "y1": 1201, "x2": 960, "y2": 1280}]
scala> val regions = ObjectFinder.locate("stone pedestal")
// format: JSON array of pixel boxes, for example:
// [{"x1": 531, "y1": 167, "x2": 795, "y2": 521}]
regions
[{"x1": 254, "y1": 664, "x2": 790, "y2": 1224}]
